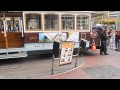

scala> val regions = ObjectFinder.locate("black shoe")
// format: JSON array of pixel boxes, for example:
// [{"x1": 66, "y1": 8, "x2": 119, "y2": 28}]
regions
[{"x1": 104, "y1": 53, "x2": 109, "y2": 55}]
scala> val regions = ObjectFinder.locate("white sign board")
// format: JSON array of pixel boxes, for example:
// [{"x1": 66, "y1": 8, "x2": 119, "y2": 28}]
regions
[{"x1": 59, "y1": 41, "x2": 74, "y2": 66}]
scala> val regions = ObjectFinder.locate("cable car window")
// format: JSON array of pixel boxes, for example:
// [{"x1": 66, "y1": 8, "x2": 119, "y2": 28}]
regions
[
  {"x1": 61, "y1": 15, "x2": 74, "y2": 30},
  {"x1": 81, "y1": 33, "x2": 86, "y2": 39},
  {"x1": 6, "y1": 17, "x2": 20, "y2": 32},
  {"x1": 0, "y1": 19, "x2": 4, "y2": 32},
  {"x1": 77, "y1": 15, "x2": 89, "y2": 30},
  {"x1": 26, "y1": 14, "x2": 41, "y2": 30},
  {"x1": 44, "y1": 14, "x2": 59, "y2": 30}
]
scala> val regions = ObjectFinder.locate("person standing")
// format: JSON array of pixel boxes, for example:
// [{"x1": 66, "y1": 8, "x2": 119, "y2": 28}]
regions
[
  {"x1": 115, "y1": 31, "x2": 119, "y2": 50},
  {"x1": 100, "y1": 28, "x2": 109, "y2": 55},
  {"x1": 107, "y1": 29, "x2": 112, "y2": 46}
]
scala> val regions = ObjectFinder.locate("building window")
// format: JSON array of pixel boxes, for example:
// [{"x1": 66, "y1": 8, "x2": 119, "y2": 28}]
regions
[
  {"x1": 26, "y1": 14, "x2": 41, "y2": 30},
  {"x1": 77, "y1": 15, "x2": 89, "y2": 30},
  {"x1": 44, "y1": 14, "x2": 59, "y2": 30},
  {"x1": 61, "y1": 15, "x2": 74, "y2": 30}
]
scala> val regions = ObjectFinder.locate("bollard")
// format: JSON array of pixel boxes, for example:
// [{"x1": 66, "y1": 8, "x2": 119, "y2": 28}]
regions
[
  {"x1": 51, "y1": 55, "x2": 55, "y2": 75},
  {"x1": 118, "y1": 40, "x2": 120, "y2": 51}
]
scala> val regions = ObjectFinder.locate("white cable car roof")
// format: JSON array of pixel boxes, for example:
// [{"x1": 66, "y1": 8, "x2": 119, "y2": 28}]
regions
[{"x1": 4, "y1": 11, "x2": 104, "y2": 17}]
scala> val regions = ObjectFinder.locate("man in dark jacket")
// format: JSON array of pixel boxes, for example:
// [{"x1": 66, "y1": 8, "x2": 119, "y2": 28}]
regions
[
  {"x1": 115, "y1": 31, "x2": 119, "y2": 49},
  {"x1": 100, "y1": 28, "x2": 109, "y2": 55},
  {"x1": 79, "y1": 40, "x2": 86, "y2": 56}
]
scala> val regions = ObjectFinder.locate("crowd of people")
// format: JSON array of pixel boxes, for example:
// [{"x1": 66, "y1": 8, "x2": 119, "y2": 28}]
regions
[
  {"x1": 99, "y1": 28, "x2": 120, "y2": 55},
  {"x1": 106, "y1": 29, "x2": 120, "y2": 50}
]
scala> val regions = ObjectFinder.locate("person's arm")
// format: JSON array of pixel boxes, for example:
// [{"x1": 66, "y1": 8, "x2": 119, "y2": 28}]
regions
[{"x1": 101, "y1": 32, "x2": 108, "y2": 40}]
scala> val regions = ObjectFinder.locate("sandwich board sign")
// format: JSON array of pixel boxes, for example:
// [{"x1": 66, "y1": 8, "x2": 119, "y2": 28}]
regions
[{"x1": 59, "y1": 41, "x2": 74, "y2": 66}]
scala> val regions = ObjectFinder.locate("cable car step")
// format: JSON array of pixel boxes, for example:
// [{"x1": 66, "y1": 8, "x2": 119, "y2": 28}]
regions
[
  {"x1": 0, "y1": 48, "x2": 27, "y2": 53},
  {"x1": 0, "y1": 51, "x2": 27, "y2": 59}
]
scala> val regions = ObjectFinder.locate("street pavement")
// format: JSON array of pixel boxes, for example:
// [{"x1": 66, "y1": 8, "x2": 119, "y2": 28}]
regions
[
  {"x1": 0, "y1": 54, "x2": 84, "y2": 79},
  {"x1": 39, "y1": 49, "x2": 120, "y2": 79},
  {"x1": 0, "y1": 48, "x2": 120, "y2": 79}
]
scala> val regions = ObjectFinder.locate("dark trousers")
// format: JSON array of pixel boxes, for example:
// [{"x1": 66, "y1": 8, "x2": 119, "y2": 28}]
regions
[
  {"x1": 100, "y1": 41, "x2": 107, "y2": 54},
  {"x1": 115, "y1": 41, "x2": 119, "y2": 49}
]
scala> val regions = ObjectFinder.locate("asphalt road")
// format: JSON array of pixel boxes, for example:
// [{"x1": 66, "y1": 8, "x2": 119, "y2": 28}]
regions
[{"x1": 0, "y1": 54, "x2": 85, "y2": 79}]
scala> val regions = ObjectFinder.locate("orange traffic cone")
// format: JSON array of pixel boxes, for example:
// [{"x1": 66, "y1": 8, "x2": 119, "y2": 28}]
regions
[{"x1": 91, "y1": 43, "x2": 96, "y2": 50}]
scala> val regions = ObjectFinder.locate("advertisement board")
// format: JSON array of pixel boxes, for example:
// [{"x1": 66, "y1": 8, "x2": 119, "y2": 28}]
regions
[{"x1": 59, "y1": 41, "x2": 74, "y2": 66}]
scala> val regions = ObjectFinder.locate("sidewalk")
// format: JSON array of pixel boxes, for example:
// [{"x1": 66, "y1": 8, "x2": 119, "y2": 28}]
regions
[{"x1": 39, "y1": 49, "x2": 120, "y2": 79}]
